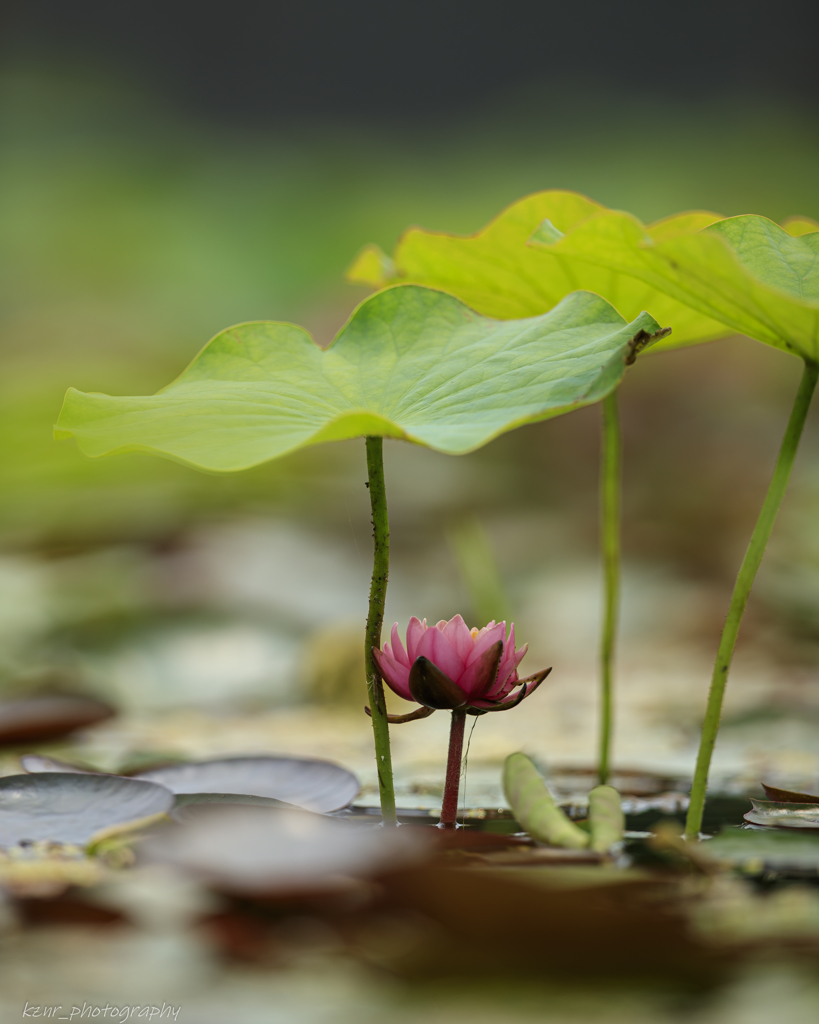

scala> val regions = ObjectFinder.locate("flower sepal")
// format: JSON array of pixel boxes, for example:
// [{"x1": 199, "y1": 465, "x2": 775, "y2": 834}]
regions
[{"x1": 465, "y1": 667, "x2": 552, "y2": 715}]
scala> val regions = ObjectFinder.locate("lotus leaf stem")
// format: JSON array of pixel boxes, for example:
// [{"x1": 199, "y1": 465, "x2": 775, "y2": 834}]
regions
[
  {"x1": 685, "y1": 359, "x2": 819, "y2": 839},
  {"x1": 598, "y1": 389, "x2": 621, "y2": 786},
  {"x1": 364, "y1": 436, "x2": 397, "y2": 824},
  {"x1": 440, "y1": 709, "x2": 467, "y2": 828}
]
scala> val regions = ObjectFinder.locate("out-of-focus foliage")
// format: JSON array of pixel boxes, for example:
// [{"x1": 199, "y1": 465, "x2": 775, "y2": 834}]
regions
[{"x1": 447, "y1": 516, "x2": 512, "y2": 626}]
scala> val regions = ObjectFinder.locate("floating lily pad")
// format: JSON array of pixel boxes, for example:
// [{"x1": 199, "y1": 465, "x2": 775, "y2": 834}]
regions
[
  {"x1": 140, "y1": 804, "x2": 426, "y2": 894},
  {"x1": 171, "y1": 792, "x2": 300, "y2": 820},
  {"x1": 20, "y1": 753, "x2": 98, "y2": 774},
  {"x1": 22, "y1": 753, "x2": 360, "y2": 814},
  {"x1": 744, "y1": 798, "x2": 819, "y2": 829},
  {"x1": 707, "y1": 827, "x2": 819, "y2": 871},
  {"x1": 348, "y1": 190, "x2": 725, "y2": 350},
  {"x1": 0, "y1": 696, "x2": 114, "y2": 745},
  {"x1": 0, "y1": 773, "x2": 174, "y2": 847},
  {"x1": 133, "y1": 756, "x2": 360, "y2": 814},
  {"x1": 20, "y1": 754, "x2": 309, "y2": 816},
  {"x1": 55, "y1": 285, "x2": 666, "y2": 471}
]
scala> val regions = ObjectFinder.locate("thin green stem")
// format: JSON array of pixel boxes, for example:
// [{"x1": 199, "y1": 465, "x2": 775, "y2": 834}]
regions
[
  {"x1": 598, "y1": 388, "x2": 622, "y2": 786},
  {"x1": 685, "y1": 359, "x2": 818, "y2": 839},
  {"x1": 364, "y1": 436, "x2": 397, "y2": 824}
]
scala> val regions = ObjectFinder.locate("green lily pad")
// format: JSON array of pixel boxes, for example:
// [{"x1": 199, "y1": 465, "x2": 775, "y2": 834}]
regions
[
  {"x1": 347, "y1": 191, "x2": 725, "y2": 350},
  {"x1": 0, "y1": 773, "x2": 173, "y2": 847},
  {"x1": 707, "y1": 826, "x2": 819, "y2": 871},
  {"x1": 537, "y1": 209, "x2": 819, "y2": 360},
  {"x1": 54, "y1": 285, "x2": 667, "y2": 472}
]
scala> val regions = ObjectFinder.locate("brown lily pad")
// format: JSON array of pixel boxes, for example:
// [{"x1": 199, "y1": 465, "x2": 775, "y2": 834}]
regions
[
  {"x1": 0, "y1": 696, "x2": 114, "y2": 745},
  {"x1": 374, "y1": 862, "x2": 729, "y2": 983},
  {"x1": 762, "y1": 782, "x2": 819, "y2": 805},
  {"x1": 430, "y1": 829, "x2": 532, "y2": 851}
]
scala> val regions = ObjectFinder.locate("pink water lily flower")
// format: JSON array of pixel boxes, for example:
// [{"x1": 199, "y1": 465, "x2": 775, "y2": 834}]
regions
[{"x1": 373, "y1": 614, "x2": 550, "y2": 719}]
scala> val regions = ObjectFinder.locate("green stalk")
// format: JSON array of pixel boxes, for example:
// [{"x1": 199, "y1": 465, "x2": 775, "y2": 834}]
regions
[
  {"x1": 364, "y1": 436, "x2": 397, "y2": 824},
  {"x1": 598, "y1": 388, "x2": 622, "y2": 786},
  {"x1": 685, "y1": 359, "x2": 818, "y2": 839}
]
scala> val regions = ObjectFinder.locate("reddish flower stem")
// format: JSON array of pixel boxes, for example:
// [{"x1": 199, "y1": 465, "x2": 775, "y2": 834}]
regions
[{"x1": 439, "y1": 709, "x2": 467, "y2": 828}]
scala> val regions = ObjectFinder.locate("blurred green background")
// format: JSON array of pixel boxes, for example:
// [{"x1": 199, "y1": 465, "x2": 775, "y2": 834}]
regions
[
  {"x1": 1, "y1": 42, "x2": 819, "y2": 780},
  {"x1": 4, "y1": 65, "x2": 818, "y2": 542}
]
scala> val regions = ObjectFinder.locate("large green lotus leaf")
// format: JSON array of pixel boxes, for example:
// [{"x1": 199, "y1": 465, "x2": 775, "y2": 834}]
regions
[
  {"x1": 537, "y1": 210, "x2": 819, "y2": 361},
  {"x1": 56, "y1": 285, "x2": 665, "y2": 473},
  {"x1": 346, "y1": 190, "x2": 727, "y2": 351}
]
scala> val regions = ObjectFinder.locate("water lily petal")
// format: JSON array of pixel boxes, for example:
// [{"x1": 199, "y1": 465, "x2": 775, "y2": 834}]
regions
[
  {"x1": 373, "y1": 647, "x2": 411, "y2": 700},
  {"x1": 491, "y1": 636, "x2": 528, "y2": 698},
  {"x1": 406, "y1": 617, "x2": 426, "y2": 662},
  {"x1": 441, "y1": 614, "x2": 474, "y2": 664},
  {"x1": 460, "y1": 640, "x2": 504, "y2": 699},
  {"x1": 416, "y1": 626, "x2": 463, "y2": 684},
  {"x1": 465, "y1": 621, "x2": 505, "y2": 670},
  {"x1": 494, "y1": 628, "x2": 517, "y2": 690},
  {"x1": 390, "y1": 623, "x2": 410, "y2": 668}
]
